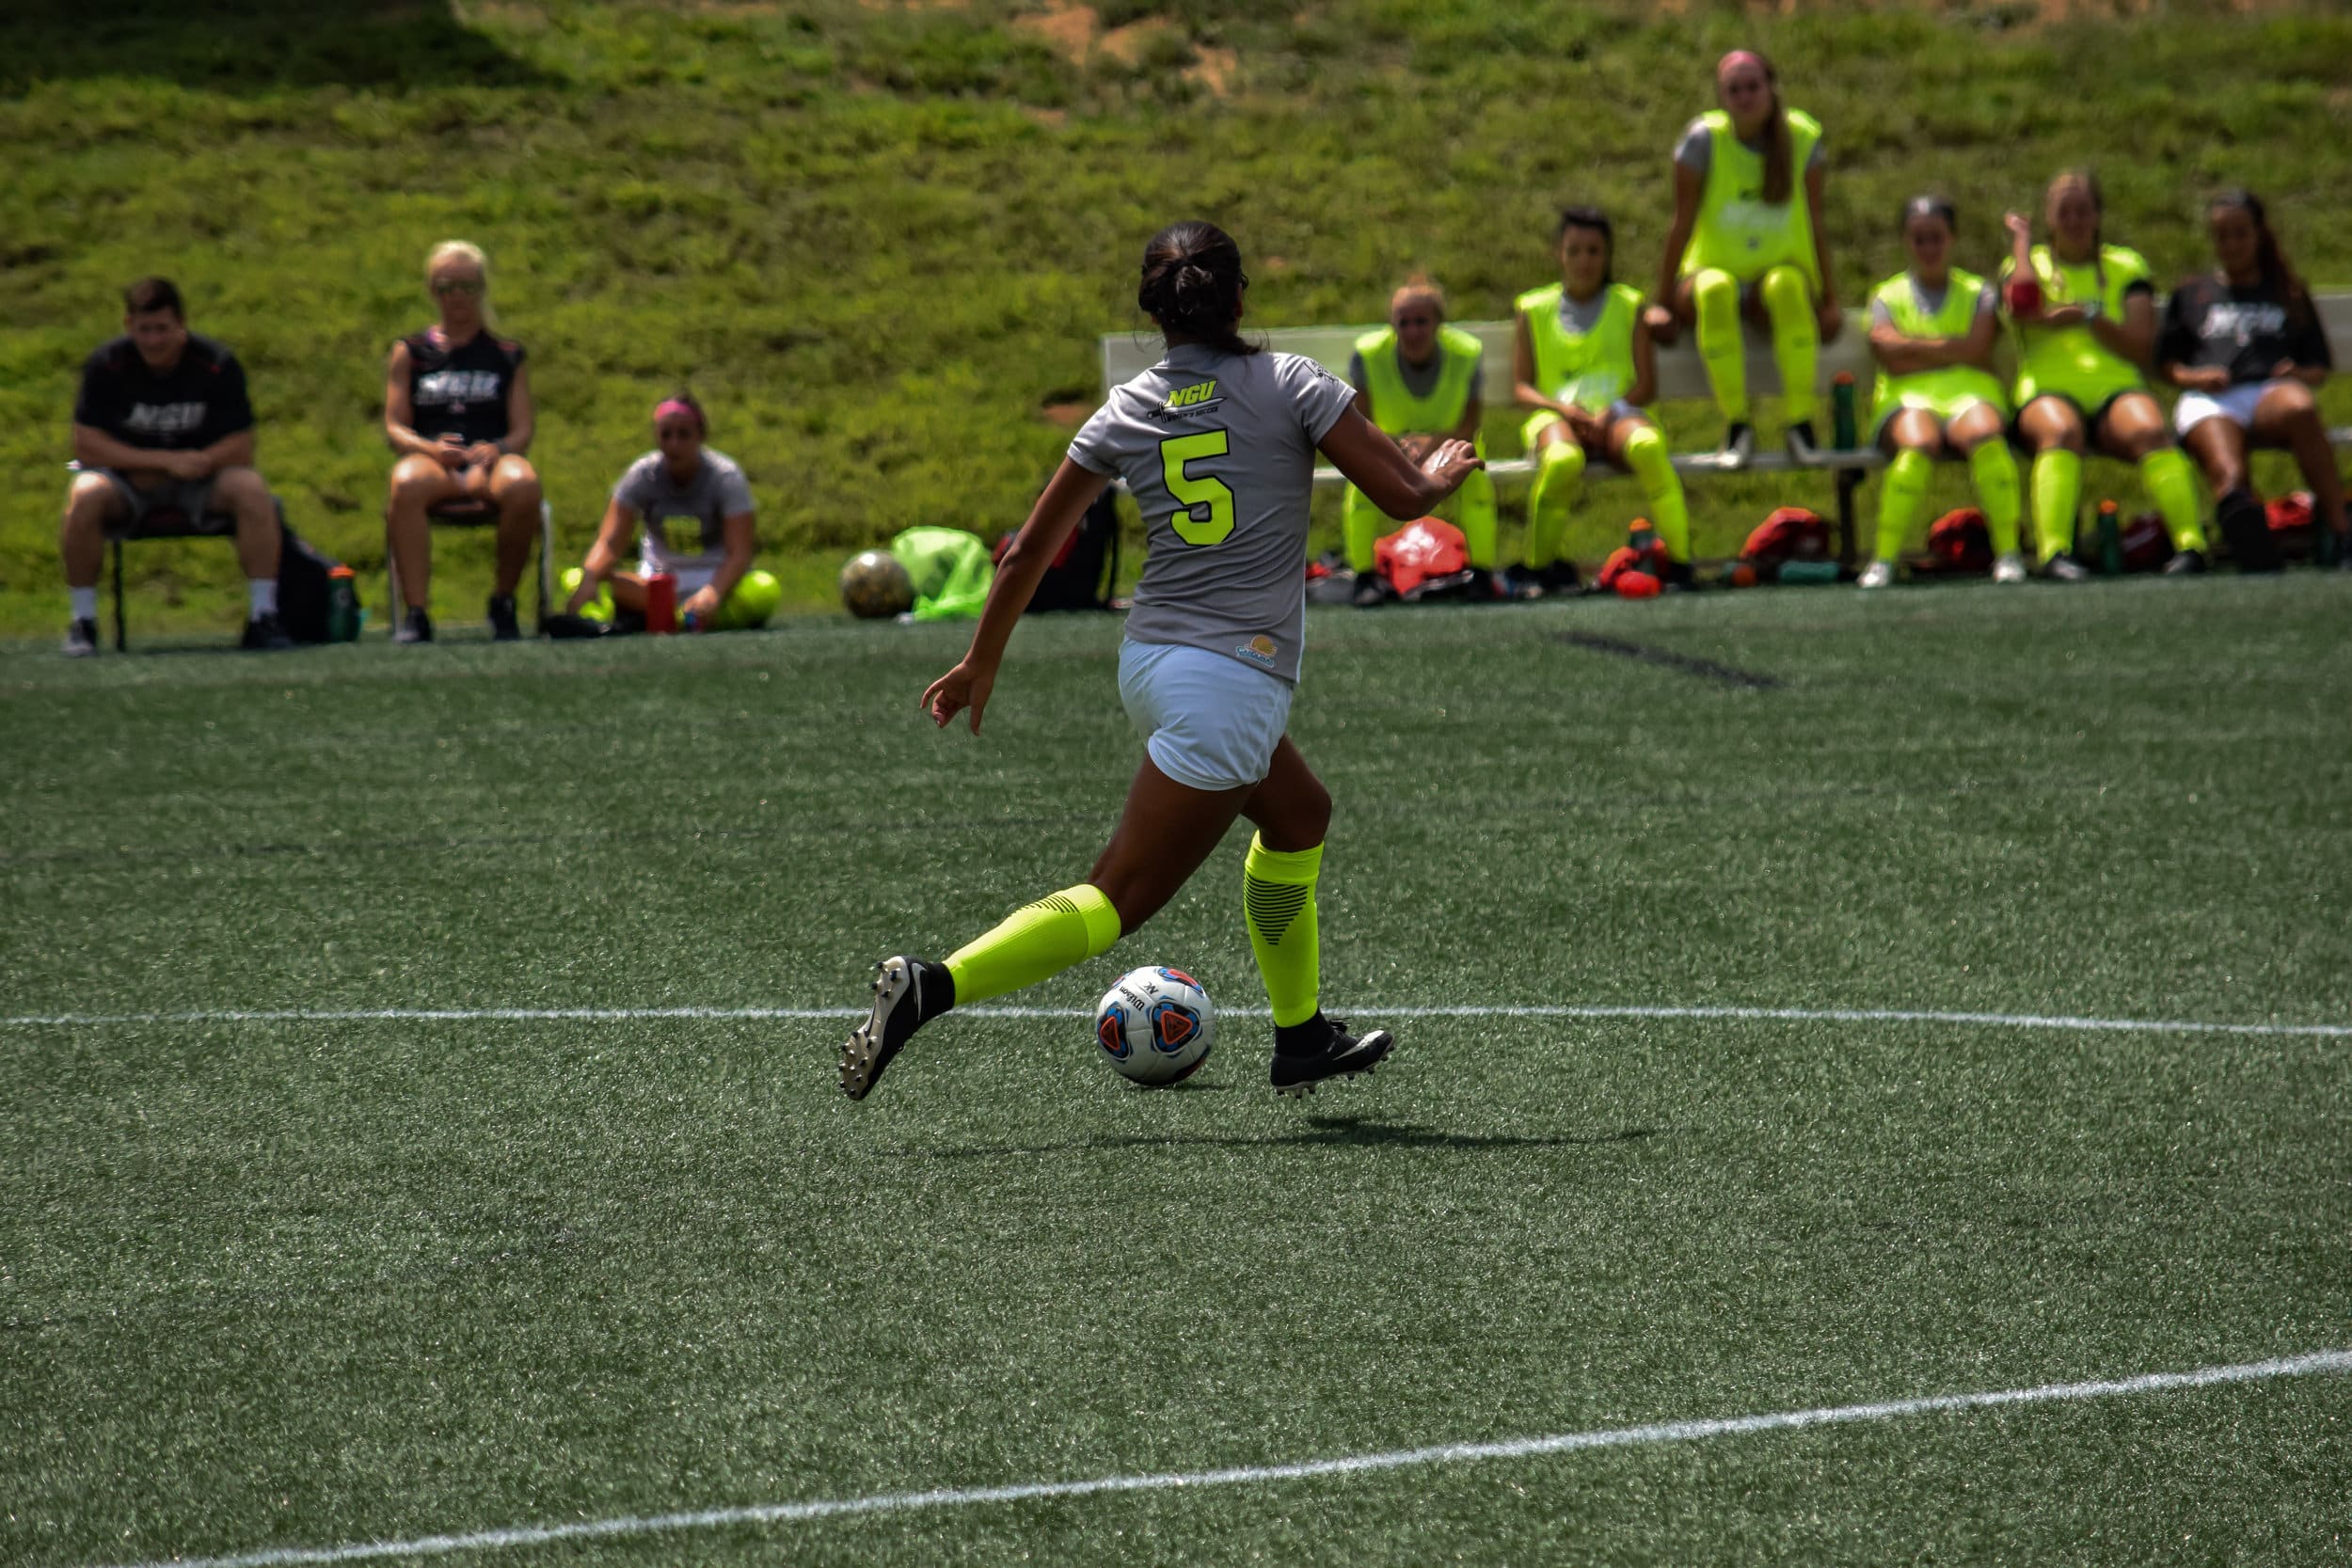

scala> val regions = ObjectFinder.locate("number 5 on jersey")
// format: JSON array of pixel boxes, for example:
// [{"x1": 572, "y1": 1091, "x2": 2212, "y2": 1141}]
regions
[{"x1": 1160, "y1": 429, "x2": 1234, "y2": 546}]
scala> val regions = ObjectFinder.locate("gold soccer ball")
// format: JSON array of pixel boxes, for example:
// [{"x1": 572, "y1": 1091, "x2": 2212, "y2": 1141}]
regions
[{"x1": 839, "y1": 549, "x2": 914, "y2": 619}]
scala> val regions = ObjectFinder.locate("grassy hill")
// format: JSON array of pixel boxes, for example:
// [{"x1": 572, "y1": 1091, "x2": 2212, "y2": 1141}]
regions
[{"x1": 3, "y1": 0, "x2": 2348, "y2": 636}]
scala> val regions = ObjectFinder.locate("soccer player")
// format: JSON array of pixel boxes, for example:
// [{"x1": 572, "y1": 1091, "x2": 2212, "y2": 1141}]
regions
[
  {"x1": 382, "y1": 241, "x2": 544, "y2": 643},
  {"x1": 1647, "y1": 49, "x2": 1841, "y2": 467},
  {"x1": 1342, "y1": 276, "x2": 1499, "y2": 605},
  {"x1": 2000, "y1": 172, "x2": 2209, "y2": 580},
  {"x1": 838, "y1": 220, "x2": 1482, "y2": 1102},
  {"x1": 59, "y1": 277, "x2": 289, "y2": 655},
  {"x1": 1859, "y1": 196, "x2": 2025, "y2": 588},
  {"x1": 1511, "y1": 206, "x2": 1691, "y2": 594},
  {"x1": 560, "y1": 392, "x2": 782, "y2": 632},
  {"x1": 2156, "y1": 187, "x2": 2343, "y2": 565}
]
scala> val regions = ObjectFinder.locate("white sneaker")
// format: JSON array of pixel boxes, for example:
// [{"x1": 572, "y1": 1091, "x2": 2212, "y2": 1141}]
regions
[
  {"x1": 1857, "y1": 561, "x2": 1894, "y2": 590},
  {"x1": 1993, "y1": 553, "x2": 2027, "y2": 585}
]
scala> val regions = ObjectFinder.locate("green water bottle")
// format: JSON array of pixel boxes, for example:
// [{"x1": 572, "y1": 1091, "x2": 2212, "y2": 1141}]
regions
[
  {"x1": 326, "y1": 564, "x2": 359, "y2": 642},
  {"x1": 1831, "y1": 372, "x2": 1858, "y2": 451},
  {"x1": 2096, "y1": 499, "x2": 2122, "y2": 577}
]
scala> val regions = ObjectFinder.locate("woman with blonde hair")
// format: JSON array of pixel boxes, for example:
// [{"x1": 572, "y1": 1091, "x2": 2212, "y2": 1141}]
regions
[
  {"x1": 382, "y1": 240, "x2": 544, "y2": 641},
  {"x1": 1647, "y1": 48, "x2": 1841, "y2": 467},
  {"x1": 1342, "y1": 274, "x2": 1498, "y2": 604}
]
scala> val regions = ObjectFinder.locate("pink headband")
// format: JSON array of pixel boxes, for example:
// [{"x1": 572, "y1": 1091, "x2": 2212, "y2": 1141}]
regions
[
  {"x1": 654, "y1": 399, "x2": 701, "y2": 430},
  {"x1": 1716, "y1": 49, "x2": 1765, "y2": 80}
]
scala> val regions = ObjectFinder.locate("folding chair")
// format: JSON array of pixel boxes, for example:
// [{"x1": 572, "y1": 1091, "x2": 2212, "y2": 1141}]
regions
[
  {"x1": 385, "y1": 494, "x2": 557, "y2": 635},
  {"x1": 66, "y1": 462, "x2": 282, "y2": 652}
]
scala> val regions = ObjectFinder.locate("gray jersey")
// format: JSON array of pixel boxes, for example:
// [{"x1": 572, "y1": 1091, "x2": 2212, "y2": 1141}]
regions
[
  {"x1": 1069, "y1": 346, "x2": 1354, "y2": 684},
  {"x1": 612, "y1": 449, "x2": 755, "y2": 573}
]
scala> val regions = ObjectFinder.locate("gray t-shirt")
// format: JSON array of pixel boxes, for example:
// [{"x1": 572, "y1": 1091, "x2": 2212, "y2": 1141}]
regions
[
  {"x1": 1675, "y1": 115, "x2": 1826, "y2": 177},
  {"x1": 1869, "y1": 276, "x2": 1997, "y2": 331},
  {"x1": 1346, "y1": 342, "x2": 1485, "y2": 404},
  {"x1": 612, "y1": 449, "x2": 755, "y2": 573},
  {"x1": 1069, "y1": 346, "x2": 1354, "y2": 685}
]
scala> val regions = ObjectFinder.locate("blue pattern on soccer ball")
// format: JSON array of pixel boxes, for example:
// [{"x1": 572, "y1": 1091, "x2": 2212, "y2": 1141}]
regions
[{"x1": 1150, "y1": 1000, "x2": 1200, "y2": 1054}]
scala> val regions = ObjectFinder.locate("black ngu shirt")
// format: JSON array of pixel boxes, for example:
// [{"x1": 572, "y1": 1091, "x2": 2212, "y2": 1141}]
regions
[
  {"x1": 403, "y1": 328, "x2": 526, "y2": 445},
  {"x1": 73, "y1": 334, "x2": 255, "y2": 452},
  {"x1": 2158, "y1": 276, "x2": 2332, "y2": 388}
]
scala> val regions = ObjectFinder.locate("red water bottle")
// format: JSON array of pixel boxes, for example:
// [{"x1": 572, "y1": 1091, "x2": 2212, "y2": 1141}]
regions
[{"x1": 645, "y1": 571, "x2": 677, "y2": 634}]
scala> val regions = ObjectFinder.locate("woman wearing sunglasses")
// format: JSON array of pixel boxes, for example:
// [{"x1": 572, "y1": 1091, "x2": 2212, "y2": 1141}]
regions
[{"x1": 382, "y1": 240, "x2": 543, "y2": 642}]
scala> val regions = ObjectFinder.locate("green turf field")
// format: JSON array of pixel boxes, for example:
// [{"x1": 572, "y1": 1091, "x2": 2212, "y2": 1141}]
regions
[{"x1": 5, "y1": 577, "x2": 2348, "y2": 1566}]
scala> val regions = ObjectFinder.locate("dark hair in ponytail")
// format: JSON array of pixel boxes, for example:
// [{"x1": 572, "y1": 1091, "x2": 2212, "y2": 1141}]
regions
[
  {"x1": 2211, "y1": 186, "x2": 2310, "y2": 321},
  {"x1": 1555, "y1": 204, "x2": 1614, "y2": 279},
  {"x1": 1138, "y1": 220, "x2": 1257, "y2": 356},
  {"x1": 1899, "y1": 193, "x2": 1958, "y2": 235}
]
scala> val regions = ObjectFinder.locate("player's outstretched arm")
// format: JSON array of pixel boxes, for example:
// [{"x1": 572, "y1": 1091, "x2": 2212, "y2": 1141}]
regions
[
  {"x1": 923, "y1": 458, "x2": 1111, "y2": 735},
  {"x1": 1317, "y1": 405, "x2": 1484, "y2": 521}
]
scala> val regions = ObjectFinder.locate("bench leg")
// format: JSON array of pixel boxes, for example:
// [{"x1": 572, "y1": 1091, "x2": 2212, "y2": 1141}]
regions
[
  {"x1": 1835, "y1": 467, "x2": 1864, "y2": 570},
  {"x1": 536, "y1": 500, "x2": 554, "y2": 634},
  {"x1": 111, "y1": 539, "x2": 127, "y2": 653}
]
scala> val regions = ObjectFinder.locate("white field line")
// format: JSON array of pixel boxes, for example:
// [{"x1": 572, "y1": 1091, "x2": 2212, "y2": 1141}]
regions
[
  {"x1": 91, "y1": 1348, "x2": 2352, "y2": 1568},
  {"x1": 4, "y1": 1002, "x2": 2347, "y2": 1037}
]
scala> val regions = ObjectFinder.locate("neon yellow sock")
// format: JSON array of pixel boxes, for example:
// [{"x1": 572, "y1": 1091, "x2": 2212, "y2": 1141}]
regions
[
  {"x1": 1876, "y1": 448, "x2": 1931, "y2": 563},
  {"x1": 2030, "y1": 448, "x2": 2082, "y2": 564},
  {"x1": 945, "y1": 883, "x2": 1121, "y2": 1006},
  {"x1": 1968, "y1": 439, "x2": 2024, "y2": 558},
  {"x1": 1620, "y1": 426, "x2": 1689, "y2": 562},
  {"x1": 2140, "y1": 447, "x2": 2209, "y2": 553},
  {"x1": 1454, "y1": 466, "x2": 1500, "y2": 570},
  {"x1": 1692, "y1": 268, "x2": 1748, "y2": 423},
  {"x1": 1342, "y1": 484, "x2": 1380, "y2": 575},
  {"x1": 1758, "y1": 264, "x2": 1820, "y2": 425},
  {"x1": 1244, "y1": 834, "x2": 1323, "y2": 1028},
  {"x1": 1523, "y1": 439, "x2": 1584, "y2": 569}
]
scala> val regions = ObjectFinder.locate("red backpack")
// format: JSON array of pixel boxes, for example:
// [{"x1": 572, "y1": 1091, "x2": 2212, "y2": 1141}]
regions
[
  {"x1": 1374, "y1": 517, "x2": 1470, "y2": 596},
  {"x1": 1926, "y1": 508, "x2": 1993, "y2": 574}
]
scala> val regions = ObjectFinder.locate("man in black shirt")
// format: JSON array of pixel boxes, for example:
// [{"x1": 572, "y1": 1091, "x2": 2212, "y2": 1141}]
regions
[{"x1": 62, "y1": 277, "x2": 289, "y2": 655}]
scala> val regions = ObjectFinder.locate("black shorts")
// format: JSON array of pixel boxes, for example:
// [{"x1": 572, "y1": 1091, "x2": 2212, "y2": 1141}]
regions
[
  {"x1": 2008, "y1": 389, "x2": 2148, "y2": 450},
  {"x1": 88, "y1": 468, "x2": 229, "y2": 539}
]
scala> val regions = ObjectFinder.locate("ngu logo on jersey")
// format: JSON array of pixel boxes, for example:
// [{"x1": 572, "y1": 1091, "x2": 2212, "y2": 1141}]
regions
[{"x1": 417, "y1": 370, "x2": 503, "y2": 406}]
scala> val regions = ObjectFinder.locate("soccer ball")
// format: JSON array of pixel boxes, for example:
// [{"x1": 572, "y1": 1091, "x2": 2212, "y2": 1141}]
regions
[
  {"x1": 839, "y1": 549, "x2": 914, "y2": 619},
  {"x1": 1093, "y1": 966, "x2": 1216, "y2": 1086}
]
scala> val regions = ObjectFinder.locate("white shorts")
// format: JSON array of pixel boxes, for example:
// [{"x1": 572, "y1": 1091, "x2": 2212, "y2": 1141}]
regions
[
  {"x1": 2174, "y1": 382, "x2": 2272, "y2": 436},
  {"x1": 1118, "y1": 640, "x2": 1294, "y2": 793}
]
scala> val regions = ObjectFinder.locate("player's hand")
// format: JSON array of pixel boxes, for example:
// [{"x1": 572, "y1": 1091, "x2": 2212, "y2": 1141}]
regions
[
  {"x1": 680, "y1": 585, "x2": 721, "y2": 627},
  {"x1": 563, "y1": 576, "x2": 599, "y2": 614},
  {"x1": 165, "y1": 450, "x2": 210, "y2": 481},
  {"x1": 434, "y1": 436, "x2": 469, "y2": 471},
  {"x1": 1642, "y1": 303, "x2": 1680, "y2": 346},
  {"x1": 2003, "y1": 211, "x2": 2032, "y2": 245},
  {"x1": 922, "y1": 659, "x2": 995, "y2": 736},
  {"x1": 2181, "y1": 366, "x2": 2232, "y2": 393},
  {"x1": 2039, "y1": 304, "x2": 2089, "y2": 328},
  {"x1": 1394, "y1": 433, "x2": 1435, "y2": 464},
  {"x1": 465, "y1": 441, "x2": 502, "y2": 470},
  {"x1": 1420, "y1": 437, "x2": 1484, "y2": 496}
]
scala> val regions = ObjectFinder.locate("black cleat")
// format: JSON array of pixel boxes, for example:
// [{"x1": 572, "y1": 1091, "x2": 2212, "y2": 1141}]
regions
[
  {"x1": 1270, "y1": 1013, "x2": 1393, "y2": 1099},
  {"x1": 1662, "y1": 560, "x2": 1696, "y2": 594},
  {"x1": 839, "y1": 956, "x2": 954, "y2": 1101},
  {"x1": 1715, "y1": 421, "x2": 1756, "y2": 470},
  {"x1": 1350, "y1": 573, "x2": 1388, "y2": 609},
  {"x1": 2039, "y1": 555, "x2": 2090, "y2": 583},
  {"x1": 394, "y1": 607, "x2": 435, "y2": 644},
  {"x1": 240, "y1": 612, "x2": 293, "y2": 651},
  {"x1": 2161, "y1": 546, "x2": 2208, "y2": 577},
  {"x1": 1786, "y1": 420, "x2": 1820, "y2": 462},
  {"x1": 62, "y1": 617, "x2": 99, "y2": 658},
  {"x1": 488, "y1": 593, "x2": 522, "y2": 641}
]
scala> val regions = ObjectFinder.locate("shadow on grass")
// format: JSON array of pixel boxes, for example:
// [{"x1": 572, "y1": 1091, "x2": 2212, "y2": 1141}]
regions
[
  {"x1": 0, "y1": 1, "x2": 558, "y2": 97},
  {"x1": 904, "y1": 1117, "x2": 1673, "y2": 1160}
]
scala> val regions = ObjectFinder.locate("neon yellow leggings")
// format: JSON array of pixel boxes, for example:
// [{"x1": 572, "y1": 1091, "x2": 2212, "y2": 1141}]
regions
[
  {"x1": 1692, "y1": 264, "x2": 1819, "y2": 425},
  {"x1": 1344, "y1": 467, "x2": 1499, "y2": 573}
]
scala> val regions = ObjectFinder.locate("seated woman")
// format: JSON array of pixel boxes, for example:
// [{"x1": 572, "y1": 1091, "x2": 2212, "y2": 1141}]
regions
[
  {"x1": 1647, "y1": 49, "x2": 1841, "y2": 467},
  {"x1": 382, "y1": 240, "x2": 543, "y2": 642},
  {"x1": 2001, "y1": 171, "x2": 2209, "y2": 580},
  {"x1": 1512, "y1": 206, "x2": 1690, "y2": 593},
  {"x1": 1861, "y1": 196, "x2": 2025, "y2": 588},
  {"x1": 2157, "y1": 187, "x2": 2342, "y2": 567},
  {"x1": 1342, "y1": 277, "x2": 1500, "y2": 606},
  {"x1": 561, "y1": 393, "x2": 781, "y2": 631}
]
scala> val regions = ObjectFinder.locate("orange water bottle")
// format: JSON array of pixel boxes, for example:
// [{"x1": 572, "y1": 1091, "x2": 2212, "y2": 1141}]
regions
[{"x1": 646, "y1": 571, "x2": 677, "y2": 633}]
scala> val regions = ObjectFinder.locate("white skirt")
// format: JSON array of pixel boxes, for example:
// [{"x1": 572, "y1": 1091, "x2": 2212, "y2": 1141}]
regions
[
  {"x1": 2173, "y1": 381, "x2": 2273, "y2": 436},
  {"x1": 1118, "y1": 640, "x2": 1295, "y2": 793}
]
